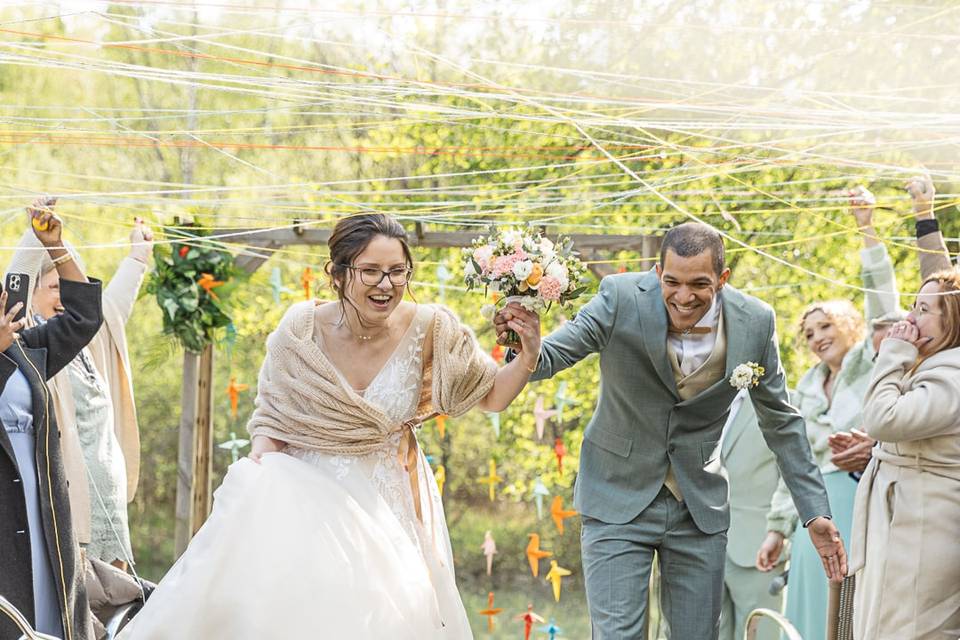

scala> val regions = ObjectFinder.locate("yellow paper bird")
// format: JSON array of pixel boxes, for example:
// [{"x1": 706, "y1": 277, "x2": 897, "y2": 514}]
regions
[
  {"x1": 197, "y1": 273, "x2": 225, "y2": 301},
  {"x1": 545, "y1": 560, "x2": 572, "y2": 602},
  {"x1": 226, "y1": 377, "x2": 249, "y2": 418},
  {"x1": 550, "y1": 495, "x2": 578, "y2": 535},
  {"x1": 477, "y1": 459, "x2": 502, "y2": 502},
  {"x1": 525, "y1": 533, "x2": 552, "y2": 577},
  {"x1": 435, "y1": 465, "x2": 446, "y2": 497}
]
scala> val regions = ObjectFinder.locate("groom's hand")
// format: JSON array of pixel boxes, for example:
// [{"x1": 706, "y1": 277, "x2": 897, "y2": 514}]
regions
[{"x1": 808, "y1": 516, "x2": 848, "y2": 582}]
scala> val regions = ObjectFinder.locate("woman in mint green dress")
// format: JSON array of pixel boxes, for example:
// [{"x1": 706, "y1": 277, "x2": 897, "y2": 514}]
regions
[{"x1": 755, "y1": 191, "x2": 899, "y2": 640}]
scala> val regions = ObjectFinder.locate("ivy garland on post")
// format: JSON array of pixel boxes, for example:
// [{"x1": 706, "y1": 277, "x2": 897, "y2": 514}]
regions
[{"x1": 146, "y1": 226, "x2": 242, "y2": 353}]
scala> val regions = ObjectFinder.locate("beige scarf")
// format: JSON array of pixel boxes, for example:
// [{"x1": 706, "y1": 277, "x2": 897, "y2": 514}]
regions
[{"x1": 247, "y1": 300, "x2": 497, "y2": 517}]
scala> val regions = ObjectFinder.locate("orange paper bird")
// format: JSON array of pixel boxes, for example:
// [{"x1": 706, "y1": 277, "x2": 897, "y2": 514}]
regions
[
  {"x1": 301, "y1": 267, "x2": 315, "y2": 300},
  {"x1": 554, "y1": 437, "x2": 567, "y2": 475},
  {"x1": 478, "y1": 592, "x2": 503, "y2": 632},
  {"x1": 197, "y1": 273, "x2": 225, "y2": 301},
  {"x1": 226, "y1": 377, "x2": 249, "y2": 418},
  {"x1": 515, "y1": 603, "x2": 545, "y2": 640},
  {"x1": 491, "y1": 343, "x2": 504, "y2": 364},
  {"x1": 545, "y1": 560, "x2": 572, "y2": 602},
  {"x1": 435, "y1": 464, "x2": 446, "y2": 497},
  {"x1": 477, "y1": 459, "x2": 502, "y2": 502},
  {"x1": 435, "y1": 414, "x2": 448, "y2": 440},
  {"x1": 550, "y1": 496, "x2": 578, "y2": 535},
  {"x1": 525, "y1": 533, "x2": 552, "y2": 577}
]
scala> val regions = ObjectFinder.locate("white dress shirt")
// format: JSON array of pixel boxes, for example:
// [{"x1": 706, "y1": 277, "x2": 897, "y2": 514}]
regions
[{"x1": 668, "y1": 295, "x2": 721, "y2": 377}]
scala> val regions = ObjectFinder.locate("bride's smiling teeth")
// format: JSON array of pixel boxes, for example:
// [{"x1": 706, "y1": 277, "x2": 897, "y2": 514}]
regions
[{"x1": 369, "y1": 294, "x2": 392, "y2": 302}]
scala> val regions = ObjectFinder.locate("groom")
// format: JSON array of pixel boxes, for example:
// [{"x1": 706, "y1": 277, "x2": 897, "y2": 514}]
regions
[{"x1": 496, "y1": 222, "x2": 846, "y2": 639}]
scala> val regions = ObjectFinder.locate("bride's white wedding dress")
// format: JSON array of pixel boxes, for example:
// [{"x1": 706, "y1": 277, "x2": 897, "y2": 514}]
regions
[{"x1": 121, "y1": 306, "x2": 473, "y2": 639}]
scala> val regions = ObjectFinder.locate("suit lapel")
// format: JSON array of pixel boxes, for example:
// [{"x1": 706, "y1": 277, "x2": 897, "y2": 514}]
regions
[
  {"x1": 721, "y1": 287, "x2": 750, "y2": 380},
  {"x1": 635, "y1": 276, "x2": 679, "y2": 400}
]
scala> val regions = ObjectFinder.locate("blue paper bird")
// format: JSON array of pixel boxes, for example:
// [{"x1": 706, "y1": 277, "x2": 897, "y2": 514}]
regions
[
  {"x1": 554, "y1": 381, "x2": 569, "y2": 424},
  {"x1": 218, "y1": 431, "x2": 250, "y2": 463},
  {"x1": 269, "y1": 267, "x2": 293, "y2": 304},
  {"x1": 537, "y1": 619, "x2": 563, "y2": 639},
  {"x1": 532, "y1": 476, "x2": 550, "y2": 520},
  {"x1": 487, "y1": 412, "x2": 501, "y2": 439}
]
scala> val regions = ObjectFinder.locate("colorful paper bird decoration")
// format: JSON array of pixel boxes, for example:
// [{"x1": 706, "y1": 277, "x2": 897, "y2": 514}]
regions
[
  {"x1": 301, "y1": 267, "x2": 315, "y2": 300},
  {"x1": 532, "y1": 477, "x2": 550, "y2": 520},
  {"x1": 197, "y1": 273, "x2": 225, "y2": 301},
  {"x1": 435, "y1": 262, "x2": 452, "y2": 303},
  {"x1": 478, "y1": 459, "x2": 502, "y2": 502},
  {"x1": 491, "y1": 343, "x2": 505, "y2": 364},
  {"x1": 550, "y1": 495, "x2": 578, "y2": 535},
  {"x1": 435, "y1": 414, "x2": 448, "y2": 440},
  {"x1": 545, "y1": 560, "x2": 572, "y2": 602},
  {"x1": 478, "y1": 592, "x2": 503, "y2": 633},
  {"x1": 217, "y1": 431, "x2": 249, "y2": 463},
  {"x1": 480, "y1": 530, "x2": 497, "y2": 576},
  {"x1": 226, "y1": 377, "x2": 249, "y2": 419},
  {"x1": 554, "y1": 437, "x2": 567, "y2": 476},
  {"x1": 554, "y1": 381, "x2": 569, "y2": 424},
  {"x1": 435, "y1": 464, "x2": 446, "y2": 497},
  {"x1": 222, "y1": 322, "x2": 237, "y2": 361},
  {"x1": 515, "y1": 604, "x2": 545, "y2": 640},
  {"x1": 533, "y1": 395, "x2": 557, "y2": 441},
  {"x1": 269, "y1": 267, "x2": 292, "y2": 304},
  {"x1": 525, "y1": 533, "x2": 552, "y2": 577},
  {"x1": 487, "y1": 412, "x2": 501, "y2": 439},
  {"x1": 538, "y1": 619, "x2": 563, "y2": 639}
]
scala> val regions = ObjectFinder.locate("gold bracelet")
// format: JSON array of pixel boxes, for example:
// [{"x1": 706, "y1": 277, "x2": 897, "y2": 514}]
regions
[
  {"x1": 524, "y1": 355, "x2": 539, "y2": 373},
  {"x1": 51, "y1": 251, "x2": 74, "y2": 267}
]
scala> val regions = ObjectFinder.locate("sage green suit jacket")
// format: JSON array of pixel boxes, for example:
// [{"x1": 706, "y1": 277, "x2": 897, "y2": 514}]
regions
[{"x1": 530, "y1": 271, "x2": 830, "y2": 534}]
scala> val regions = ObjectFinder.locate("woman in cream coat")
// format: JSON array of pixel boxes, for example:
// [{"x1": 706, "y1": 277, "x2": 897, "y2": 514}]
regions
[{"x1": 850, "y1": 268, "x2": 960, "y2": 640}]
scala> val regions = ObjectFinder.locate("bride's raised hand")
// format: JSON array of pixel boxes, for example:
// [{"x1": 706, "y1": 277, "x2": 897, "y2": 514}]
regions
[{"x1": 249, "y1": 434, "x2": 285, "y2": 463}]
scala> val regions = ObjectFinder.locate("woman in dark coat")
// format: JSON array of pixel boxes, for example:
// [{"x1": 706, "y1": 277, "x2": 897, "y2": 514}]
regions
[{"x1": 0, "y1": 200, "x2": 102, "y2": 640}]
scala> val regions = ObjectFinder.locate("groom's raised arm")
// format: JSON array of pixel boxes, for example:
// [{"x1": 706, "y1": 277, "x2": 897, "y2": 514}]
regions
[
  {"x1": 528, "y1": 274, "x2": 620, "y2": 382},
  {"x1": 749, "y1": 310, "x2": 831, "y2": 526}
]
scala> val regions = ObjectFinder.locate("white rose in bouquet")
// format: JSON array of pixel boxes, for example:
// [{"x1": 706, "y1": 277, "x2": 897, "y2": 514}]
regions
[
  {"x1": 545, "y1": 261, "x2": 569, "y2": 291},
  {"x1": 512, "y1": 259, "x2": 534, "y2": 281}
]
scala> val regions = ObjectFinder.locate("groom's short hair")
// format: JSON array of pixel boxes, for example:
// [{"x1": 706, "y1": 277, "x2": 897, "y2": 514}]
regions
[{"x1": 660, "y1": 223, "x2": 725, "y2": 276}]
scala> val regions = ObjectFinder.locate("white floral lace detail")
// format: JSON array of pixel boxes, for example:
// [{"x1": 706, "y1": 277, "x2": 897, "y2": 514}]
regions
[{"x1": 287, "y1": 307, "x2": 429, "y2": 549}]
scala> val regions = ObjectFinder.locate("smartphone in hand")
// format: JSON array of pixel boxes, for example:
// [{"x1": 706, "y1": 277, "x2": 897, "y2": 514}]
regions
[{"x1": 4, "y1": 272, "x2": 30, "y2": 323}]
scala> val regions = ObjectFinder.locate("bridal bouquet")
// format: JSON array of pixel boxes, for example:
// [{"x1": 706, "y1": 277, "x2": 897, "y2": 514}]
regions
[{"x1": 461, "y1": 228, "x2": 586, "y2": 335}]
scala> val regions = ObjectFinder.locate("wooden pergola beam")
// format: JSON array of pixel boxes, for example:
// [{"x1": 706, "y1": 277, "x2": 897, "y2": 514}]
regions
[{"x1": 213, "y1": 227, "x2": 661, "y2": 275}]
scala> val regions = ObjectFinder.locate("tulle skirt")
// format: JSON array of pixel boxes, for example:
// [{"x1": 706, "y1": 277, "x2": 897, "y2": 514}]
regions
[{"x1": 120, "y1": 451, "x2": 471, "y2": 639}]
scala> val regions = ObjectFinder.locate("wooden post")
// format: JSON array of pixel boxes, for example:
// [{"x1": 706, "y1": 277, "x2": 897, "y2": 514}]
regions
[{"x1": 173, "y1": 344, "x2": 215, "y2": 558}]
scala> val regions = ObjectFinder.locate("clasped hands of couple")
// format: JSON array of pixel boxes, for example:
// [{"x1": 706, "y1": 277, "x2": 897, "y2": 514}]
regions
[{"x1": 495, "y1": 302, "x2": 848, "y2": 583}]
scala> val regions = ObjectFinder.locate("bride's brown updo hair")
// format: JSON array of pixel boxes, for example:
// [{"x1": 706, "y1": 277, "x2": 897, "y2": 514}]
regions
[{"x1": 324, "y1": 214, "x2": 415, "y2": 308}]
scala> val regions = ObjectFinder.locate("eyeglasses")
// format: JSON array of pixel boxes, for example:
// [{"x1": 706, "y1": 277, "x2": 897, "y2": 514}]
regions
[
  {"x1": 338, "y1": 264, "x2": 412, "y2": 286},
  {"x1": 910, "y1": 303, "x2": 942, "y2": 318}
]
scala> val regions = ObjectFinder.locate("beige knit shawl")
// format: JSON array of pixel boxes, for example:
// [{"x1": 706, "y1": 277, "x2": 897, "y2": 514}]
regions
[{"x1": 247, "y1": 301, "x2": 497, "y2": 453}]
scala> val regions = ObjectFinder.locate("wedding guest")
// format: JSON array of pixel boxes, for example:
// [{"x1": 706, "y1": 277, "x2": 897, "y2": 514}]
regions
[
  {"x1": 0, "y1": 201, "x2": 102, "y2": 640},
  {"x1": 756, "y1": 187, "x2": 897, "y2": 639},
  {"x1": 828, "y1": 174, "x2": 953, "y2": 477},
  {"x1": 849, "y1": 268, "x2": 960, "y2": 639},
  {"x1": 6, "y1": 212, "x2": 153, "y2": 570},
  {"x1": 719, "y1": 389, "x2": 786, "y2": 640}
]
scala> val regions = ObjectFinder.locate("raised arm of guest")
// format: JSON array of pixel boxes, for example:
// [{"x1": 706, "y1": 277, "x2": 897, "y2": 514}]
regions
[
  {"x1": 907, "y1": 175, "x2": 952, "y2": 279},
  {"x1": 850, "y1": 186, "x2": 900, "y2": 322}
]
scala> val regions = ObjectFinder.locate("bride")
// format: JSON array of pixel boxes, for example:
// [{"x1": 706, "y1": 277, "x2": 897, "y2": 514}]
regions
[{"x1": 120, "y1": 213, "x2": 542, "y2": 639}]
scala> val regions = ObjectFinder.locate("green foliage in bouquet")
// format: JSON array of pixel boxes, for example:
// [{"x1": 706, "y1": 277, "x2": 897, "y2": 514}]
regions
[{"x1": 145, "y1": 227, "x2": 244, "y2": 353}]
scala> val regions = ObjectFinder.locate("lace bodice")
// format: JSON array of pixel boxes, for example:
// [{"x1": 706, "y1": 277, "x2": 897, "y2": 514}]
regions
[{"x1": 287, "y1": 305, "x2": 432, "y2": 549}]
